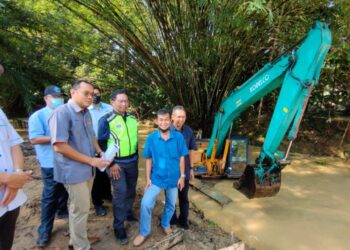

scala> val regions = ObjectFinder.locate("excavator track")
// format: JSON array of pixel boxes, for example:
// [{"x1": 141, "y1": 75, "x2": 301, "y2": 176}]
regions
[{"x1": 233, "y1": 164, "x2": 281, "y2": 198}]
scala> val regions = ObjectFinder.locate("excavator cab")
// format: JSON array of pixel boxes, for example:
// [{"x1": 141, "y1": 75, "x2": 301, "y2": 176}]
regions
[
  {"x1": 225, "y1": 136, "x2": 249, "y2": 178},
  {"x1": 193, "y1": 136, "x2": 249, "y2": 178}
]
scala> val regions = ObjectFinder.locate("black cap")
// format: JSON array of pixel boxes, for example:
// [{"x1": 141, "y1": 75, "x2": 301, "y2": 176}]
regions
[{"x1": 44, "y1": 85, "x2": 65, "y2": 97}]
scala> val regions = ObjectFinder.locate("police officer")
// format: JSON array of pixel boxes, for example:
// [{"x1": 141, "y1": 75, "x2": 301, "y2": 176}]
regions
[{"x1": 97, "y1": 89, "x2": 138, "y2": 245}]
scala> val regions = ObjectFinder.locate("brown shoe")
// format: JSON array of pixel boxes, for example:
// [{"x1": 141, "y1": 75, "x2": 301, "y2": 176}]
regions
[
  {"x1": 133, "y1": 234, "x2": 146, "y2": 247},
  {"x1": 162, "y1": 227, "x2": 172, "y2": 235}
]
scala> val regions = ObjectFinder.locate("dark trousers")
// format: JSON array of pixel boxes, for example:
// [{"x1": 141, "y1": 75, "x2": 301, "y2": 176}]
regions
[
  {"x1": 91, "y1": 169, "x2": 112, "y2": 207},
  {"x1": 109, "y1": 161, "x2": 138, "y2": 231},
  {"x1": 171, "y1": 180, "x2": 190, "y2": 225},
  {"x1": 38, "y1": 168, "x2": 69, "y2": 237},
  {"x1": 0, "y1": 207, "x2": 20, "y2": 250}
]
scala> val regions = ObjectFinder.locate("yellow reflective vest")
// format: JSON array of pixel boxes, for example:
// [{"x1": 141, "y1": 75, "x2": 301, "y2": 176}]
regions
[{"x1": 106, "y1": 112, "x2": 138, "y2": 157}]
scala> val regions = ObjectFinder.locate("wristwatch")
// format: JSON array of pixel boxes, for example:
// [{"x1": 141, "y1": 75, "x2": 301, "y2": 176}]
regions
[{"x1": 180, "y1": 174, "x2": 186, "y2": 178}]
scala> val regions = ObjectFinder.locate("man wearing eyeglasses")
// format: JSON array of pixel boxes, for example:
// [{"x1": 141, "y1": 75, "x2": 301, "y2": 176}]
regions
[
  {"x1": 88, "y1": 86, "x2": 113, "y2": 217},
  {"x1": 48, "y1": 80, "x2": 111, "y2": 250},
  {"x1": 97, "y1": 89, "x2": 138, "y2": 245}
]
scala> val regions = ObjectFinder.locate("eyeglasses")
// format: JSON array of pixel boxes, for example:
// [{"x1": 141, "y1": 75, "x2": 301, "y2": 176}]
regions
[
  {"x1": 116, "y1": 100, "x2": 129, "y2": 104},
  {"x1": 78, "y1": 90, "x2": 94, "y2": 98}
]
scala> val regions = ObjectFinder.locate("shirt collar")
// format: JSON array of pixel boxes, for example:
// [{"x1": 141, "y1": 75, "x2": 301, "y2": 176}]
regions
[
  {"x1": 68, "y1": 99, "x2": 84, "y2": 112},
  {"x1": 170, "y1": 123, "x2": 183, "y2": 132},
  {"x1": 157, "y1": 129, "x2": 174, "y2": 140},
  {"x1": 90, "y1": 102, "x2": 106, "y2": 110},
  {"x1": 114, "y1": 110, "x2": 128, "y2": 119}
]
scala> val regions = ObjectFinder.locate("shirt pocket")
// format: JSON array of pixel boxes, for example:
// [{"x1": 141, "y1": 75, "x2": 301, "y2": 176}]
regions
[{"x1": 169, "y1": 147, "x2": 179, "y2": 160}]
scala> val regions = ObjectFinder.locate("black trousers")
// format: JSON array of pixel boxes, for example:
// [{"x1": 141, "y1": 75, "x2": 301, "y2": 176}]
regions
[
  {"x1": 91, "y1": 169, "x2": 112, "y2": 207},
  {"x1": 0, "y1": 207, "x2": 20, "y2": 250},
  {"x1": 109, "y1": 161, "x2": 138, "y2": 231},
  {"x1": 171, "y1": 180, "x2": 190, "y2": 225}
]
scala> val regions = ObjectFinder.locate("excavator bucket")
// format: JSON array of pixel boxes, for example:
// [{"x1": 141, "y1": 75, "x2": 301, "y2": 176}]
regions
[{"x1": 233, "y1": 164, "x2": 281, "y2": 198}]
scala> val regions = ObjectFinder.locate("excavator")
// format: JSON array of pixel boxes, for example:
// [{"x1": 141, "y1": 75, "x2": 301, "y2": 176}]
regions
[{"x1": 193, "y1": 21, "x2": 332, "y2": 199}]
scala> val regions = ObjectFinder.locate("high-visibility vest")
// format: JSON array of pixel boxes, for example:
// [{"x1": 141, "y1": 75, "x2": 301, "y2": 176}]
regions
[{"x1": 106, "y1": 112, "x2": 138, "y2": 158}]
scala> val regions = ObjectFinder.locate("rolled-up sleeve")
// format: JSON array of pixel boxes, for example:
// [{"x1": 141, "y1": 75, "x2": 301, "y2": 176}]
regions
[
  {"x1": 189, "y1": 131, "x2": 197, "y2": 150},
  {"x1": 28, "y1": 113, "x2": 44, "y2": 140},
  {"x1": 8, "y1": 123, "x2": 23, "y2": 147},
  {"x1": 0, "y1": 108, "x2": 23, "y2": 146},
  {"x1": 48, "y1": 108, "x2": 69, "y2": 144}
]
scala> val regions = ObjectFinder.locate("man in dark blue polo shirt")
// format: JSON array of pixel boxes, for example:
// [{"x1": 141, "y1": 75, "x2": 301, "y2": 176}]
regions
[
  {"x1": 133, "y1": 109, "x2": 188, "y2": 247},
  {"x1": 170, "y1": 105, "x2": 197, "y2": 229}
]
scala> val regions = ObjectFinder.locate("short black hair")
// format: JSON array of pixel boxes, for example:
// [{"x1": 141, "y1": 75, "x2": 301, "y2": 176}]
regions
[
  {"x1": 110, "y1": 89, "x2": 127, "y2": 100},
  {"x1": 93, "y1": 86, "x2": 101, "y2": 92},
  {"x1": 72, "y1": 79, "x2": 93, "y2": 89},
  {"x1": 157, "y1": 108, "x2": 170, "y2": 117}
]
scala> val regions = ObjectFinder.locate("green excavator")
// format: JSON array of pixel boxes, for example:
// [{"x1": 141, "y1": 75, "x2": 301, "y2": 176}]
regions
[{"x1": 193, "y1": 21, "x2": 332, "y2": 198}]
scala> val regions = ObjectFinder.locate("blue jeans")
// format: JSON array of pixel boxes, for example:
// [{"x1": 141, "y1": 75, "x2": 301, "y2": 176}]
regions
[
  {"x1": 139, "y1": 184, "x2": 178, "y2": 237},
  {"x1": 38, "y1": 168, "x2": 69, "y2": 236},
  {"x1": 109, "y1": 161, "x2": 138, "y2": 231}
]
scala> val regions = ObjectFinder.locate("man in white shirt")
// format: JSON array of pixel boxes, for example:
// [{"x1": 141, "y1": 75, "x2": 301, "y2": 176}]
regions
[{"x1": 0, "y1": 64, "x2": 31, "y2": 250}]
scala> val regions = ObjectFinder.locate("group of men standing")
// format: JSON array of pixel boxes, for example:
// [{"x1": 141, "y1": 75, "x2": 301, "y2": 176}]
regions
[{"x1": 1, "y1": 68, "x2": 197, "y2": 249}]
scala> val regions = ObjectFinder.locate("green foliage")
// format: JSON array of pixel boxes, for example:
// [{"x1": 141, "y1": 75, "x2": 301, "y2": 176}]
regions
[{"x1": 0, "y1": 0, "x2": 349, "y2": 131}]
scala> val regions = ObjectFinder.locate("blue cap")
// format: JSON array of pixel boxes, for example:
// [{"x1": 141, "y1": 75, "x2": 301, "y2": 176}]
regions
[{"x1": 44, "y1": 85, "x2": 65, "y2": 97}]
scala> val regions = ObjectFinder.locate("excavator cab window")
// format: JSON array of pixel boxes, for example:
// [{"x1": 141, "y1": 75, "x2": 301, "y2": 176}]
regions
[{"x1": 225, "y1": 136, "x2": 249, "y2": 178}]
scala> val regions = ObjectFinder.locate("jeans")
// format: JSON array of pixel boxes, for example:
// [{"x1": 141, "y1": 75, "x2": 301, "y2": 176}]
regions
[
  {"x1": 38, "y1": 168, "x2": 69, "y2": 237},
  {"x1": 139, "y1": 184, "x2": 178, "y2": 237},
  {"x1": 109, "y1": 161, "x2": 138, "y2": 231},
  {"x1": 0, "y1": 207, "x2": 20, "y2": 250},
  {"x1": 171, "y1": 180, "x2": 190, "y2": 225}
]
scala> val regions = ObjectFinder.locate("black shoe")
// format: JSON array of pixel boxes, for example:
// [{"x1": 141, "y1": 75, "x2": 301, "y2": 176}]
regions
[
  {"x1": 56, "y1": 212, "x2": 69, "y2": 220},
  {"x1": 170, "y1": 217, "x2": 178, "y2": 226},
  {"x1": 114, "y1": 229, "x2": 128, "y2": 245},
  {"x1": 177, "y1": 222, "x2": 189, "y2": 230},
  {"x1": 95, "y1": 205, "x2": 107, "y2": 216},
  {"x1": 126, "y1": 215, "x2": 138, "y2": 222},
  {"x1": 103, "y1": 195, "x2": 113, "y2": 201},
  {"x1": 37, "y1": 233, "x2": 50, "y2": 247}
]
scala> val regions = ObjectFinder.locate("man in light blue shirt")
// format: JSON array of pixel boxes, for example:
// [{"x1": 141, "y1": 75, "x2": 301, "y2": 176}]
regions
[
  {"x1": 88, "y1": 86, "x2": 113, "y2": 216},
  {"x1": 88, "y1": 86, "x2": 113, "y2": 135},
  {"x1": 28, "y1": 85, "x2": 69, "y2": 247}
]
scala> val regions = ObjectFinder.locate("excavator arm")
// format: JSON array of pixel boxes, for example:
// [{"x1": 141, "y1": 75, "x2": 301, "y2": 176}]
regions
[{"x1": 197, "y1": 21, "x2": 331, "y2": 198}]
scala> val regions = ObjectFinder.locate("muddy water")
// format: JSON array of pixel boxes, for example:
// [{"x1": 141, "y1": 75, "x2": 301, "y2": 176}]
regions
[{"x1": 190, "y1": 148, "x2": 350, "y2": 250}]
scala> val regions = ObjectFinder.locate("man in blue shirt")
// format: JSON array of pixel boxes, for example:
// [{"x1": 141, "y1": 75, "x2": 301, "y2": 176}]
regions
[
  {"x1": 133, "y1": 109, "x2": 188, "y2": 247},
  {"x1": 28, "y1": 85, "x2": 69, "y2": 247},
  {"x1": 88, "y1": 86, "x2": 113, "y2": 216},
  {"x1": 170, "y1": 105, "x2": 197, "y2": 229}
]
